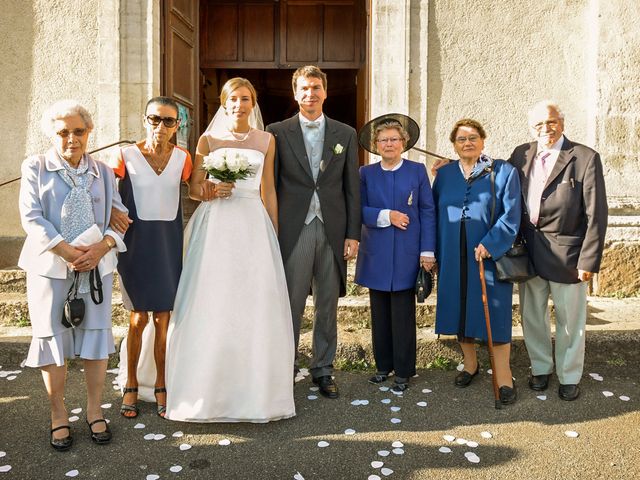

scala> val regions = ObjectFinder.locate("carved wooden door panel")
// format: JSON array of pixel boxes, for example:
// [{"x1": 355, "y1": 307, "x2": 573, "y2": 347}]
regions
[{"x1": 163, "y1": 0, "x2": 199, "y2": 152}]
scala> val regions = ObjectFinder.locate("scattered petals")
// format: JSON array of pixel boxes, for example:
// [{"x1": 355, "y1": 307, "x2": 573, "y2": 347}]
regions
[
  {"x1": 443, "y1": 434, "x2": 455, "y2": 442},
  {"x1": 391, "y1": 441, "x2": 404, "y2": 448},
  {"x1": 218, "y1": 439, "x2": 231, "y2": 446},
  {"x1": 294, "y1": 472, "x2": 305, "y2": 480},
  {"x1": 344, "y1": 429, "x2": 356, "y2": 435},
  {"x1": 112, "y1": 385, "x2": 120, "y2": 390},
  {"x1": 379, "y1": 386, "x2": 390, "y2": 392},
  {"x1": 68, "y1": 416, "x2": 79, "y2": 422},
  {"x1": 0, "y1": 466, "x2": 12, "y2": 473},
  {"x1": 144, "y1": 433, "x2": 155, "y2": 440},
  {"x1": 602, "y1": 391, "x2": 614, "y2": 397},
  {"x1": 317, "y1": 441, "x2": 329, "y2": 448},
  {"x1": 377, "y1": 450, "x2": 390, "y2": 457},
  {"x1": 390, "y1": 406, "x2": 401, "y2": 412},
  {"x1": 439, "y1": 446, "x2": 452, "y2": 453},
  {"x1": 416, "y1": 401, "x2": 427, "y2": 407},
  {"x1": 6, "y1": 376, "x2": 16, "y2": 381},
  {"x1": 360, "y1": 400, "x2": 370, "y2": 405},
  {"x1": 154, "y1": 434, "x2": 166, "y2": 441},
  {"x1": 620, "y1": 395, "x2": 630, "y2": 401},
  {"x1": 456, "y1": 364, "x2": 464, "y2": 372},
  {"x1": 371, "y1": 461, "x2": 384, "y2": 468},
  {"x1": 172, "y1": 431, "x2": 184, "y2": 438},
  {"x1": 350, "y1": 400, "x2": 361, "y2": 406},
  {"x1": 456, "y1": 438, "x2": 467, "y2": 445},
  {"x1": 421, "y1": 388, "x2": 432, "y2": 394},
  {"x1": 536, "y1": 395, "x2": 547, "y2": 401},
  {"x1": 480, "y1": 431, "x2": 493, "y2": 439},
  {"x1": 392, "y1": 448, "x2": 404, "y2": 455},
  {"x1": 0, "y1": 452, "x2": 5, "y2": 458},
  {"x1": 169, "y1": 465, "x2": 183, "y2": 473},
  {"x1": 467, "y1": 441, "x2": 479, "y2": 448},
  {"x1": 307, "y1": 395, "x2": 318, "y2": 400},
  {"x1": 134, "y1": 423, "x2": 145, "y2": 429},
  {"x1": 381, "y1": 399, "x2": 391, "y2": 404},
  {"x1": 564, "y1": 430, "x2": 579, "y2": 438},
  {"x1": 487, "y1": 369, "x2": 492, "y2": 375},
  {"x1": 101, "y1": 403, "x2": 112, "y2": 409},
  {"x1": 146, "y1": 475, "x2": 160, "y2": 480},
  {"x1": 179, "y1": 443, "x2": 192, "y2": 451},
  {"x1": 390, "y1": 418, "x2": 401, "y2": 424},
  {"x1": 368, "y1": 476, "x2": 381, "y2": 480},
  {"x1": 71, "y1": 408, "x2": 82, "y2": 414},
  {"x1": 65, "y1": 470, "x2": 79, "y2": 477},
  {"x1": 309, "y1": 387, "x2": 319, "y2": 392},
  {"x1": 466, "y1": 454, "x2": 480, "y2": 464},
  {"x1": 380, "y1": 467, "x2": 394, "y2": 476}
]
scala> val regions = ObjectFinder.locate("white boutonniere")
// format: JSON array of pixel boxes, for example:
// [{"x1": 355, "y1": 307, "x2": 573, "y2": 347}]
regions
[{"x1": 333, "y1": 143, "x2": 344, "y2": 155}]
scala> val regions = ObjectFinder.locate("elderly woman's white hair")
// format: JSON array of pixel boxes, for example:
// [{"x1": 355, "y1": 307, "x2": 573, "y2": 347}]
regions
[
  {"x1": 40, "y1": 100, "x2": 94, "y2": 137},
  {"x1": 528, "y1": 100, "x2": 565, "y2": 124}
]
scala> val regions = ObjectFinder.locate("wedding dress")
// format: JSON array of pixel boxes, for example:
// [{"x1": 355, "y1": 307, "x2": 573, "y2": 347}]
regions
[{"x1": 164, "y1": 128, "x2": 296, "y2": 422}]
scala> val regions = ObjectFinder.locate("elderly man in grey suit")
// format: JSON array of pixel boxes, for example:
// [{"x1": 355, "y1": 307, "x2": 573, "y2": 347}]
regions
[
  {"x1": 510, "y1": 100, "x2": 607, "y2": 401},
  {"x1": 266, "y1": 65, "x2": 361, "y2": 399}
]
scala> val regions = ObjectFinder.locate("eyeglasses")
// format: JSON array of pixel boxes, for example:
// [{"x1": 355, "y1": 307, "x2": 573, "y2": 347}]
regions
[
  {"x1": 145, "y1": 115, "x2": 179, "y2": 128},
  {"x1": 56, "y1": 128, "x2": 88, "y2": 138},
  {"x1": 376, "y1": 137, "x2": 402, "y2": 144},
  {"x1": 532, "y1": 120, "x2": 559, "y2": 130},
  {"x1": 455, "y1": 135, "x2": 481, "y2": 144}
]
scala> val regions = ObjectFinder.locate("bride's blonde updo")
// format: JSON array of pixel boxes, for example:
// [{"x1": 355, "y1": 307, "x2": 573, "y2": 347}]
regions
[{"x1": 220, "y1": 77, "x2": 258, "y2": 106}]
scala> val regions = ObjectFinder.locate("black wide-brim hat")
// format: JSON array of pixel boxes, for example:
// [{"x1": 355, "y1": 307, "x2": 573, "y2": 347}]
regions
[{"x1": 358, "y1": 113, "x2": 420, "y2": 154}]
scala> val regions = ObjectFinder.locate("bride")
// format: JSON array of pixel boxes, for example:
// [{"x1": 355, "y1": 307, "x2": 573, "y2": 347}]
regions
[{"x1": 164, "y1": 78, "x2": 296, "y2": 422}]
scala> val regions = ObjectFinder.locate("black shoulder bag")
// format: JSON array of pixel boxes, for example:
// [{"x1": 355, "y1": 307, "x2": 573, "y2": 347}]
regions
[
  {"x1": 61, "y1": 266, "x2": 104, "y2": 329},
  {"x1": 489, "y1": 166, "x2": 536, "y2": 283}
]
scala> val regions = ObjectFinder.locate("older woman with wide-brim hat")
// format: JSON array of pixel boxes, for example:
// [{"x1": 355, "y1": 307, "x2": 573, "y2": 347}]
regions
[
  {"x1": 18, "y1": 100, "x2": 126, "y2": 450},
  {"x1": 355, "y1": 113, "x2": 436, "y2": 392},
  {"x1": 432, "y1": 118, "x2": 521, "y2": 405}
]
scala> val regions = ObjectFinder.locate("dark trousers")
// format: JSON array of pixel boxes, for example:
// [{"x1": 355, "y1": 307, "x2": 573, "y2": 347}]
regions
[{"x1": 369, "y1": 288, "x2": 416, "y2": 379}]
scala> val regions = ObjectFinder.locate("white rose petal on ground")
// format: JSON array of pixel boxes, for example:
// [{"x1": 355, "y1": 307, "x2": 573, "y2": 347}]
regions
[
  {"x1": 416, "y1": 401, "x2": 427, "y2": 407},
  {"x1": 307, "y1": 395, "x2": 318, "y2": 400},
  {"x1": 371, "y1": 461, "x2": 384, "y2": 468},
  {"x1": 392, "y1": 448, "x2": 404, "y2": 455},
  {"x1": 379, "y1": 386, "x2": 390, "y2": 392},
  {"x1": 154, "y1": 434, "x2": 166, "y2": 441},
  {"x1": 350, "y1": 400, "x2": 361, "y2": 406},
  {"x1": 6, "y1": 376, "x2": 16, "y2": 381},
  {"x1": 456, "y1": 364, "x2": 464, "y2": 371},
  {"x1": 464, "y1": 452, "x2": 476, "y2": 458},
  {"x1": 377, "y1": 450, "x2": 390, "y2": 457},
  {"x1": 564, "y1": 430, "x2": 579, "y2": 438},
  {"x1": 360, "y1": 400, "x2": 370, "y2": 405},
  {"x1": 380, "y1": 467, "x2": 394, "y2": 476},
  {"x1": 0, "y1": 466, "x2": 12, "y2": 473},
  {"x1": 467, "y1": 455, "x2": 480, "y2": 464},
  {"x1": 112, "y1": 380, "x2": 118, "y2": 385},
  {"x1": 438, "y1": 447, "x2": 452, "y2": 453},
  {"x1": 106, "y1": 368, "x2": 119, "y2": 374},
  {"x1": 317, "y1": 441, "x2": 329, "y2": 448},
  {"x1": 172, "y1": 431, "x2": 184, "y2": 438},
  {"x1": 169, "y1": 465, "x2": 183, "y2": 473},
  {"x1": 390, "y1": 418, "x2": 401, "y2": 424},
  {"x1": 146, "y1": 475, "x2": 160, "y2": 480},
  {"x1": 391, "y1": 390, "x2": 403, "y2": 396},
  {"x1": 368, "y1": 475, "x2": 382, "y2": 480},
  {"x1": 71, "y1": 408, "x2": 82, "y2": 414},
  {"x1": 443, "y1": 434, "x2": 455, "y2": 442},
  {"x1": 456, "y1": 438, "x2": 468, "y2": 445},
  {"x1": 101, "y1": 403, "x2": 112, "y2": 409},
  {"x1": 0, "y1": 452, "x2": 5, "y2": 458},
  {"x1": 620, "y1": 396, "x2": 631, "y2": 401},
  {"x1": 68, "y1": 416, "x2": 79, "y2": 422},
  {"x1": 179, "y1": 443, "x2": 192, "y2": 451},
  {"x1": 381, "y1": 399, "x2": 391, "y2": 404},
  {"x1": 112, "y1": 385, "x2": 120, "y2": 390},
  {"x1": 421, "y1": 388, "x2": 432, "y2": 394},
  {"x1": 134, "y1": 423, "x2": 145, "y2": 429},
  {"x1": 390, "y1": 406, "x2": 401, "y2": 412},
  {"x1": 487, "y1": 369, "x2": 492, "y2": 375},
  {"x1": 344, "y1": 429, "x2": 356, "y2": 435},
  {"x1": 144, "y1": 433, "x2": 155, "y2": 440},
  {"x1": 294, "y1": 472, "x2": 305, "y2": 480},
  {"x1": 65, "y1": 470, "x2": 79, "y2": 477},
  {"x1": 536, "y1": 395, "x2": 547, "y2": 401},
  {"x1": 309, "y1": 387, "x2": 319, "y2": 392},
  {"x1": 602, "y1": 391, "x2": 614, "y2": 397},
  {"x1": 480, "y1": 431, "x2": 493, "y2": 439},
  {"x1": 219, "y1": 439, "x2": 231, "y2": 446},
  {"x1": 391, "y1": 441, "x2": 404, "y2": 448},
  {"x1": 299, "y1": 368, "x2": 309, "y2": 375},
  {"x1": 467, "y1": 441, "x2": 479, "y2": 448}
]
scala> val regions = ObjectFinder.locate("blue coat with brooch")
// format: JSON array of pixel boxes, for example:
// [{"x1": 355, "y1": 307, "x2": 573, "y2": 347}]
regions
[{"x1": 355, "y1": 159, "x2": 436, "y2": 292}]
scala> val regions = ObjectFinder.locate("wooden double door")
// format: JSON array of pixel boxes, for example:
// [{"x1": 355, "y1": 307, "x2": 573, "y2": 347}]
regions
[{"x1": 163, "y1": 0, "x2": 368, "y2": 156}]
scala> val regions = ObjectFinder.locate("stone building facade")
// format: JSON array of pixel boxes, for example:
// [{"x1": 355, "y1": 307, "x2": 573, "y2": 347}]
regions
[{"x1": 1, "y1": 0, "x2": 639, "y2": 294}]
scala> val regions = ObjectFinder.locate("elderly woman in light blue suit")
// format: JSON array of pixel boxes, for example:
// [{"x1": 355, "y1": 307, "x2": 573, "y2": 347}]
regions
[
  {"x1": 18, "y1": 100, "x2": 126, "y2": 451},
  {"x1": 355, "y1": 114, "x2": 436, "y2": 392}
]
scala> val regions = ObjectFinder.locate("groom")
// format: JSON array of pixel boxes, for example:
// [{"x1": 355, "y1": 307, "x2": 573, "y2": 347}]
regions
[{"x1": 267, "y1": 65, "x2": 361, "y2": 399}]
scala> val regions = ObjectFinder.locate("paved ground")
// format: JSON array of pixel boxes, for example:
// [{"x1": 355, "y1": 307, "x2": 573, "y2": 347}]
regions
[{"x1": 0, "y1": 357, "x2": 638, "y2": 479}]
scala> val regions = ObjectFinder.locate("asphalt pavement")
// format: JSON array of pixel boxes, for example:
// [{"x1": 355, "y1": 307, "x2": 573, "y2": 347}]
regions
[{"x1": 0, "y1": 358, "x2": 638, "y2": 480}]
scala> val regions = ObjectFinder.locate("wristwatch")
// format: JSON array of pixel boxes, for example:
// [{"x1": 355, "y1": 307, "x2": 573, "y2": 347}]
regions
[{"x1": 104, "y1": 236, "x2": 116, "y2": 249}]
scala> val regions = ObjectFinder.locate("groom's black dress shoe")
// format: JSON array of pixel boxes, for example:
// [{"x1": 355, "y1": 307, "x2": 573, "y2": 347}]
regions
[
  {"x1": 558, "y1": 384, "x2": 580, "y2": 401},
  {"x1": 313, "y1": 376, "x2": 339, "y2": 399},
  {"x1": 528, "y1": 374, "x2": 550, "y2": 391}
]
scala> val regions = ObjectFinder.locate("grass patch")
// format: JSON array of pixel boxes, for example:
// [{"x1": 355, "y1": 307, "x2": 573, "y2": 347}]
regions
[
  {"x1": 334, "y1": 358, "x2": 374, "y2": 372},
  {"x1": 426, "y1": 356, "x2": 457, "y2": 371},
  {"x1": 606, "y1": 357, "x2": 627, "y2": 367}
]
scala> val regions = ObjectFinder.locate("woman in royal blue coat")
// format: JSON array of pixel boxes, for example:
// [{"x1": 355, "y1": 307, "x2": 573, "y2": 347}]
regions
[
  {"x1": 355, "y1": 114, "x2": 436, "y2": 392},
  {"x1": 433, "y1": 118, "x2": 521, "y2": 405}
]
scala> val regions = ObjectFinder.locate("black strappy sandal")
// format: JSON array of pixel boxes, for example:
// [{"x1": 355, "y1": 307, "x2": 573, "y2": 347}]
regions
[
  {"x1": 120, "y1": 386, "x2": 139, "y2": 418},
  {"x1": 154, "y1": 387, "x2": 167, "y2": 418}
]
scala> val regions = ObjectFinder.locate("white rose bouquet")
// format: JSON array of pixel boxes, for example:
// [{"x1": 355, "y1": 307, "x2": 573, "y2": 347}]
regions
[{"x1": 201, "y1": 149, "x2": 255, "y2": 182}]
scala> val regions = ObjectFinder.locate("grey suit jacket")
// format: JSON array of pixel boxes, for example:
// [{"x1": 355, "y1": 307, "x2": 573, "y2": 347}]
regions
[
  {"x1": 266, "y1": 114, "x2": 361, "y2": 295},
  {"x1": 509, "y1": 137, "x2": 608, "y2": 283}
]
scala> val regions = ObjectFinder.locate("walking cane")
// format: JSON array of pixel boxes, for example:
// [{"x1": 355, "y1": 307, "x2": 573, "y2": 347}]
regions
[{"x1": 478, "y1": 258, "x2": 502, "y2": 410}]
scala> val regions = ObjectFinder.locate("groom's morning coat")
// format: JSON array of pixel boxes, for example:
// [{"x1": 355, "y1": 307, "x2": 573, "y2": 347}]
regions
[{"x1": 267, "y1": 114, "x2": 361, "y2": 295}]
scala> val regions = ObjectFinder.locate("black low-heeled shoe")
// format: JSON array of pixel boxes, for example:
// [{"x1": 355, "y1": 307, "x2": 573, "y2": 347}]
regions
[
  {"x1": 454, "y1": 367, "x2": 479, "y2": 388},
  {"x1": 87, "y1": 418, "x2": 112, "y2": 445},
  {"x1": 391, "y1": 379, "x2": 409, "y2": 393},
  {"x1": 368, "y1": 373, "x2": 389, "y2": 385},
  {"x1": 50, "y1": 425, "x2": 73, "y2": 452},
  {"x1": 499, "y1": 382, "x2": 518, "y2": 405}
]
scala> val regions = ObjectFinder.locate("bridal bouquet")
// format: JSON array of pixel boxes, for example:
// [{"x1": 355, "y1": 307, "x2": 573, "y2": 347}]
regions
[{"x1": 202, "y1": 149, "x2": 255, "y2": 182}]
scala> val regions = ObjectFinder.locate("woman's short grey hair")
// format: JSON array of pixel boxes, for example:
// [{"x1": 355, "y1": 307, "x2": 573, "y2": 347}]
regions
[
  {"x1": 528, "y1": 100, "x2": 565, "y2": 124},
  {"x1": 40, "y1": 100, "x2": 94, "y2": 137},
  {"x1": 372, "y1": 120, "x2": 409, "y2": 152}
]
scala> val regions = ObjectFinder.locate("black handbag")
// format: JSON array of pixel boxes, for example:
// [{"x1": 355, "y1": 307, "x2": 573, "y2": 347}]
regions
[
  {"x1": 489, "y1": 167, "x2": 536, "y2": 284},
  {"x1": 62, "y1": 272, "x2": 85, "y2": 328},
  {"x1": 415, "y1": 269, "x2": 433, "y2": 303}
]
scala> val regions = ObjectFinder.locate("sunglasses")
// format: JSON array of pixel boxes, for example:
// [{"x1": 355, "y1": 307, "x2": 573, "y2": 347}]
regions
[
  {"x1": 56, "y1": 128, "x2": 88, "y2": 138},
  {"x1": 146, "y1": 115, "x2": 179, "y2": 128}
]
